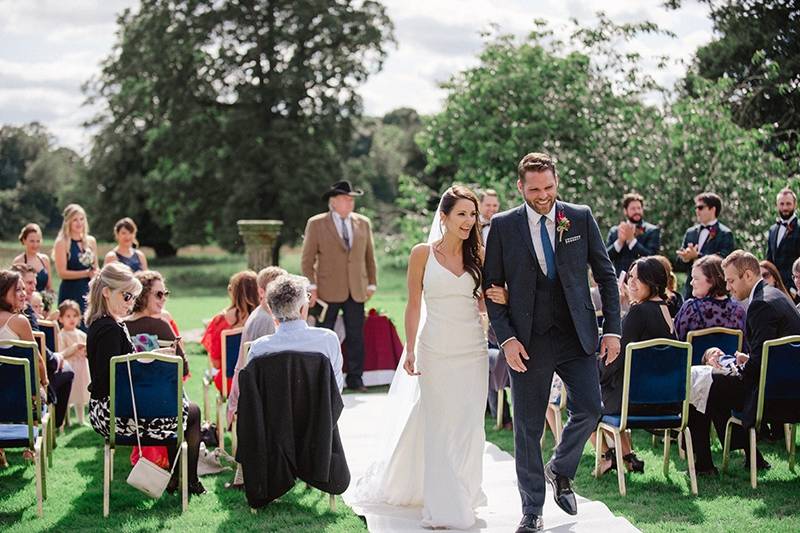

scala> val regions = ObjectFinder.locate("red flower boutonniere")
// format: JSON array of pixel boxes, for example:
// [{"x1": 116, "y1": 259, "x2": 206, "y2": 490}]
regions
[
  {"x1": 635, "y1": 225, "x2": 645, "y2": 237},
  {"x1": 787, "y1": 221, "x2": 795, "y2": 235},
  {"x1": 556, "y1": 211, "x2": 571, "y2": 242},
  {"x1": 707, "y1": 225, "x2": 718, "y2": 241}
]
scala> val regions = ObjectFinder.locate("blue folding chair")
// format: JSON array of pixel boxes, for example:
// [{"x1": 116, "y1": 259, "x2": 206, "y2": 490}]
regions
[
  {"x1": 686, "y1": 327, "x2": 743, "y2": 366},
  {"x1": 37, "y1": 320, "x2": 60, "y2": 353},
  {"x1": 0, "y1": 340, "x2": 50, "y2": 517},
  {"x1": 202, "y1": 327, "x2": 242, "y2": 454},
  {"x1": 595, "y1": 338, "x2": 697, "y2": 496},
  {"x1": 104, "y1": 352, "x2": 186, "y2": 517},
  {"x1": 722, "y1": 335, "x2": 800, "y2": 488}
]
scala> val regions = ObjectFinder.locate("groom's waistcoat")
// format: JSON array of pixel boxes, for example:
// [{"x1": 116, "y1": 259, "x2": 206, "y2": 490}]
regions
[{"x1": 531, "y1": 265, "x2": 575, "y2": 335}]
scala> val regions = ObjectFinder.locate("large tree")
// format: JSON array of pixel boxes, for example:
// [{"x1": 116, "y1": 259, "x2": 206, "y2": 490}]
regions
[{"x1": 84, "y1": 0, "x2": 394, "y2": 255}]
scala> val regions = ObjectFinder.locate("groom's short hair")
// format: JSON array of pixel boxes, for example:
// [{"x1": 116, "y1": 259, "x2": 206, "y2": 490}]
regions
[{"x1": 518, "y1": 152, "x2": 557, "y2": 181}]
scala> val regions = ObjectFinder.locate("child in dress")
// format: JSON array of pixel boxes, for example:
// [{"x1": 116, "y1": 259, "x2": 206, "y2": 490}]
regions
[{"x1": 58, "y1": 300, "x2": 89, "y2": 424}]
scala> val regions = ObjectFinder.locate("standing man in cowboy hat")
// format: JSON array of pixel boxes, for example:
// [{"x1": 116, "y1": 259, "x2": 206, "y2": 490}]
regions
[{"x1": 301, "y1": 180, "x2": 378, "y2": 392}]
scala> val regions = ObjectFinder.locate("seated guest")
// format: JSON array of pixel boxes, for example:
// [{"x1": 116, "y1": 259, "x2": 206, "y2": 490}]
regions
[
  {"x1": 674, "y1": 255, "x2": 746, "y2": 341},
  {"x1": 201, "y1": 270, "x2": 259, "y2": 392},
  {"x1": 225, "y1": 265, "x2": 286, "y2": 489},
  {"x1": 688, "y1": 250, "x2": 800, "y2": 474},
  {"x1": 103, "y1": 217, "x2": 148, "y2": 273},
  {"x1": 654, "y1": 255, "x2": 683, "y2": 317},
  {"x1": 701, "y1": 347, "x2": 742, "y2": 376},
  {"x1": 86, "y1": 263, "x2": 205, "y2": 495},
  {"x1": 248, "y1": 274, "x2": 344, "y2": 392},
  {"x1": 759, "y1": 260, "x2": 792, "y2": 301},
  {"x1": 11, "y1": 263, "x2": 75, "y2": 430},
  {"x1": 595, "y1": 257, "x2": 675, "y2": 475},
  {"x1": 0, "y1": 269, "x2": 48, "y2": 466},
  {"x1": 125, "y1": 270, "x2": 189, "y2": 378}
]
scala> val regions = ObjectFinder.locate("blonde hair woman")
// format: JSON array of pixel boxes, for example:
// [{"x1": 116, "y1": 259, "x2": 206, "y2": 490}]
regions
[
  {"x1": 12, "y1": 223, "x2": 52, "y2": 293},
  {"x1": 104, "y1": 217, "x2": 148, "y2": 272},
  {"x1": 85, "y1": 263, "x2": 205, "y2": 495},
  {"x1": 53, "y1": 204, "x2": 98, "y2": 317}
]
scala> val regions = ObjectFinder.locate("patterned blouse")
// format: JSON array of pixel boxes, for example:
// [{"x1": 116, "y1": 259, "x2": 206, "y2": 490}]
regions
[{"x1": 674, "y1": 296, "x2": 746, "y2": 342}]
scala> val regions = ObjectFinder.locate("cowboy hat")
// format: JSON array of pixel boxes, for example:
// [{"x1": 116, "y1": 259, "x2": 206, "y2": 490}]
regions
[{"x1": 322, "y1": 180, "x2": 364, "y2": 200}]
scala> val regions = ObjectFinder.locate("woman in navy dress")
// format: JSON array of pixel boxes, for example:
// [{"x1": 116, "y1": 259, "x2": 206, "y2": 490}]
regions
[
  {"x1": 53, "y1": 204, "x2": 98, "y2": 315},
  {"x1": 12, "y1": 223, "x2": 52, "y2": 293},
  {"x1": 103, "y1": 217, "x2": 148, "y2": 273}
]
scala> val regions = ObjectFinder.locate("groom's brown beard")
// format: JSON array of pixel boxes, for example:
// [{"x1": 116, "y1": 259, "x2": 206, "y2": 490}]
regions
[{"x1": 524, "y1": 198, "x2": 555, "y2": 215}]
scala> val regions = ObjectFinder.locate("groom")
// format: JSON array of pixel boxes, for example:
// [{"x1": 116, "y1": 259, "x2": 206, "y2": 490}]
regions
[{"x1": 483, "y1": 152, "x2": 621, "y2": 532}]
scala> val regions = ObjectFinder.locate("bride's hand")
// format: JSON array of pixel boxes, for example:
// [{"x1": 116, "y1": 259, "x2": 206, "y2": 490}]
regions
[
  {"x1": 485, "y1": 284, "x2": 508, "y2": 305},
  {"x1": 403, "y1": 352, "x2": 421, "y2": 376}
]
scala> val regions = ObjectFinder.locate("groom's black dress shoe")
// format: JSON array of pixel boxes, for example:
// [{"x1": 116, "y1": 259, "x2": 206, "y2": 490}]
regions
[
  {"x1": 515, "y1": 514, "x2": 544, "y2": 532},
  {"x1": 544, "y1": 461, "x2": 578, "y2": 516}
]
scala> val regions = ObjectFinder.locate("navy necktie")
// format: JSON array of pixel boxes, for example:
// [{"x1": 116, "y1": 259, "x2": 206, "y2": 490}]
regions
[
  {"x1": 540, "y1": 216, "x2": 556, "y2": 280},
  {"x1": 340, "y1": 217, "x2": 350, "y2": 249}
]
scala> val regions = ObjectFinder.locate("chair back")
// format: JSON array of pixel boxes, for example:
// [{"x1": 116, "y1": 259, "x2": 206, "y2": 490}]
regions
[
  {"x1": 621, "y1": 339, "x2": 692, "y2": 429},
  {"x1": 32, "y1": 331, "x2": 46, "y2": 362},
  {"x1": 0, "y1": 340, "x2": 42, "y2": 422},
  {"x1": 686, "y1": 327, "x2": 743, "y2": 366},
  {"x1": 220, "y1": 328, "x2": 243, "y2": 396},
  {"x1": 38, "y1": 320, "x2": 60, "y2": 353},
  {"x1": 756, "y1": 335, "x2": 800, "y2": 428},
  {"x1": 110, "y1": 352, "x2": 183, "y2": 445}
]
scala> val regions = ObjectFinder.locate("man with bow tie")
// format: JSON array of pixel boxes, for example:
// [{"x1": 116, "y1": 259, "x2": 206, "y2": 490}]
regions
[
  {"x1": 676, "y1": 192, "x2": 735, "y2": 298},
  {"x1": 479, "y1": 189, "x2": 500, "y2": 245},
  {"x1": 605, "y1": 193, "x2": 661, "y2": 276},
  {"x1": 766, "y1": 188, "x2": 800, "y2": 294}
]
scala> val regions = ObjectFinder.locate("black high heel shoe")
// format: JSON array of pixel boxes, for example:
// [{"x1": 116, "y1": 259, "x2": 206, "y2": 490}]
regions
[
  {"x1": 598, "y1": 448, "x2": 617, "y2": 476},
  {"x1": 623, "y1": 452, "x2": 645, "y2": 473}
]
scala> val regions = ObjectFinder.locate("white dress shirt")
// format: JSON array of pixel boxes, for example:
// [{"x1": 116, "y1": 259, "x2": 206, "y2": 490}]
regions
[
  {"x1": 697, "y1": 219, "x2": 718, "y2": 251},
  {"x1": 524, "y1": 202, "x2": 556, "y2": 277},
  {"x1": 248, "y1": 319, "x2": 344, "y2": 392},
  {"x1": 777, "y1": 214, "x2": 796, "y2": 248},
  {"x1": 480, "y1": 215, "x2": 491, "y2": 245}
]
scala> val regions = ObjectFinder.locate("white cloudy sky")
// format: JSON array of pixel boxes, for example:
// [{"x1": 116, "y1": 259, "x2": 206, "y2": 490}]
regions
[{"x1": 0, "y1": 0, "x2": 714, "y2": 153}]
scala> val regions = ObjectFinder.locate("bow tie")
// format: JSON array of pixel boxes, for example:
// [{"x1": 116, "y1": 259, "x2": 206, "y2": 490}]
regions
[
  {"x1": 778, "y1": 219, "x2": 792, "y2": 227},
  {"x1": 481, "y1": 221, "x2": 491, "y2": 228},
  {"x1": 700, "y1": 224, "x2": 714, "y2": 231}
]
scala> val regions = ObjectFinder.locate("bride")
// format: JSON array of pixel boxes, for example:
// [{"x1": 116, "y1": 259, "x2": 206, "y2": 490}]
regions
[{"x1": 353, "y1": 185, "x2": 507, "y2": 529}]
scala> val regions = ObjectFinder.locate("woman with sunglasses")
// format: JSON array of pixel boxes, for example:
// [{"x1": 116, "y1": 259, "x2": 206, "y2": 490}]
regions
[
  {"x1": 86, "y1": 263, "x2": 205, "y2": 495},
  {"x1": 126, "y1": 270, "x2": 189, "y2": 378}
]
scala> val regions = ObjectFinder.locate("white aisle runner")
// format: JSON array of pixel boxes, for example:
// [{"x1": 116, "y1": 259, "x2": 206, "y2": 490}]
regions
[{"x1": 340, "y1": 393, "x2": 640, "y2": 533}]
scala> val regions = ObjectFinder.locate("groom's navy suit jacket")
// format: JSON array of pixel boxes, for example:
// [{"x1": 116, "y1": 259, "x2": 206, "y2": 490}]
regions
[{"x1": 483, "y1": 201, "x2": 621, "y2": 356}]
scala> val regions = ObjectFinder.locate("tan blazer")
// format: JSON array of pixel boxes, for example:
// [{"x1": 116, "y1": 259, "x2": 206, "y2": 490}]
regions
[{"x1": 301, "y1": 211, "x2": 378, "y2": 303}]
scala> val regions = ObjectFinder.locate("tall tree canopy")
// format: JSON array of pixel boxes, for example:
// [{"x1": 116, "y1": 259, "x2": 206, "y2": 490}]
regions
[{"x1": 84, "y1": 0, "x2": 394, "y2": 255}]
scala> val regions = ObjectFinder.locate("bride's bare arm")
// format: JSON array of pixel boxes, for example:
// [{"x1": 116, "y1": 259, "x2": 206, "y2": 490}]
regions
[{"x1": 403, "y1": 244, "x2": 428, "y2": 375}]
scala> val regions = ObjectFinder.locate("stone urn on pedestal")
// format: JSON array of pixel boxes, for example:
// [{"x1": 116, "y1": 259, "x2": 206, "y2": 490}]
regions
[{"x1": 237, "y1": 220, "x2": 283, "y2": 271}]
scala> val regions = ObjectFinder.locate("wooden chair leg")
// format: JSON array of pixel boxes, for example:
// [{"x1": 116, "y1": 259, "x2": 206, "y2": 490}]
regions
[
  {"x1": 181, "y1": 442, "x2": 188, "y2": 512},
  {"x1": 789, "y1": 424, "x2": 797, "y2": 471},
  {"x1": 663, "y1": 429, "x2": 671, "y2": 476},
  {"x1": 749, "y1": 428, "x2": 758, "y2": 489},
  {"x1": 329, "y1": 494, "x2": 336, "y2": 511},
  {"x1": 34, "y1": 440, "x2": 43, "y2": 517},
  {"x1": 495, "y1": 389, "x2": 504, "y2": 430},
  {"x1": 594, "y1": 426, "x2": 602, "y2": 478},
  {"x1": 103, "y1": 444, "x2": 110, "y2": 517},
  {"x1": 613, "y1": 429, "x2": 626, "y2": 496},
  {"x1": 683, "y1": 427, "x2": 698, "y2": 495},
  {"x1": 216, "y1": 398, "x2": 225, "y2": 455},
  {"x1": 39, "y1": 437, "x2": 47, "y2": 501},
  {"x1": 553, "y1": 406, "x2": 563, "y2": 445},
  {"x1": 785, "y1": 423, "x2": 793, "y2": 455},
  {"x1": 722, "y1": 419, "x2": 734, "y2": 472},
  {"x1": 202, "y1": 379, "x2": 210, "y2": 422}
]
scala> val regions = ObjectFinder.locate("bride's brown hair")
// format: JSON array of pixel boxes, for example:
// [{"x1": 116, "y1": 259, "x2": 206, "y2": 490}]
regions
[{"x1": 438, "y1": 185, "x2": 483, "y2": 298}]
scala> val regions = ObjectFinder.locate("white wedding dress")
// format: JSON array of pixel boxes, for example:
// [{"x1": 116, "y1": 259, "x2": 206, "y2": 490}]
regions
[{"x1": 353, "y1": 248, "x2": 489, "y2": 529}]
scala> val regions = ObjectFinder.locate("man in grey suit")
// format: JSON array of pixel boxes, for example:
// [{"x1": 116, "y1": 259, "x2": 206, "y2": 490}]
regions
[{"x1": 483, "y1": 152, "x2": 622, "y2": 533}]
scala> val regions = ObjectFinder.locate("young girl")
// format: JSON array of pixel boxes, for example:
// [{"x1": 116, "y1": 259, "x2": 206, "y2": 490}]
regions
[{"x1": 59, "y1": 300, "x2": 89, "y2": 424}]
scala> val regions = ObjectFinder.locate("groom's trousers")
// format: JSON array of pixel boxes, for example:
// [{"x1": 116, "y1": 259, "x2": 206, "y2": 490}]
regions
[{"x1": 509, "y1": 327, "x2": 602, "y2": 516}]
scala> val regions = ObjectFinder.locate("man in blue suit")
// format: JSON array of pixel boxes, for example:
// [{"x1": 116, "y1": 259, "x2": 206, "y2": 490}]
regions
[
  {"x1": 675, "y1": 192, "x2": 735, "y2": 298},
  {"x1": 483, "y1": 152, "x2": 621, "y2": 532},
  {"x1": 766, "y1": 188, "x2": 800, "y2": 294},
  {"x1": 606, "y1": 192, "x2": 661, "y2": 276}
]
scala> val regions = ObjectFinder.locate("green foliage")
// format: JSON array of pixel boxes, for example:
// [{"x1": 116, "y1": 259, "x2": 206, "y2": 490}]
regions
[
  {"x1": 0, "y1": 123, "x2": 86, "y2": 239},
  {"x1": 82, "y1": 0, "x2": 394, "y2": 256},
  {"x1": 408, "y1": 14, "x2": 797, "y2": 261}
]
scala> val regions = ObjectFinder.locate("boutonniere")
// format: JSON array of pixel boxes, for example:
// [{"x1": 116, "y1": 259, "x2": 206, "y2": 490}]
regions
[
  {"x1": 556, "y1": 210, "x2": 571, "y2": 242},
  {"x1": 635, "y1": 225, "x2": 645, "y2": 237},
  {"x1": 707, "y1": 225, "x2": 718, "y2": 241},
  {"x1": 788, "y1": 221, "x2": 795, "y2": 235}
]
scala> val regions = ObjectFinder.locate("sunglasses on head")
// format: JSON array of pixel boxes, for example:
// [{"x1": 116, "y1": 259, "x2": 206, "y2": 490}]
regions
[{"x1": 155, "y1": 290, "x2": 170, "y2": 300}]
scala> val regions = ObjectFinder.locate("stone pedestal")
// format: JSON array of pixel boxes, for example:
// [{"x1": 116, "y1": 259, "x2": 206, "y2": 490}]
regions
[{"x1": 237, "y1": 220, "x2": 283, "y2": 271}]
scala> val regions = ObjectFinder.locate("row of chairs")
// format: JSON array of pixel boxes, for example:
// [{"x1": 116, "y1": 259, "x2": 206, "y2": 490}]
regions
[{"x1": 494, "y1": 328, "x2": 799, "y2": 496}]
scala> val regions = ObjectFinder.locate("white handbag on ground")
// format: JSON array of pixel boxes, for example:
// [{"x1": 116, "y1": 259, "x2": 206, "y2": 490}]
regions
[{"x1": 124, "y1": 357, "x2": 180, "y2": 498}]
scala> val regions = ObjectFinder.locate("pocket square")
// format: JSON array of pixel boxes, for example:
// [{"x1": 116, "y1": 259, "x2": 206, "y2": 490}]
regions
[{"x1": 565, "y1": 235, "x2": 581, "y2": 244}]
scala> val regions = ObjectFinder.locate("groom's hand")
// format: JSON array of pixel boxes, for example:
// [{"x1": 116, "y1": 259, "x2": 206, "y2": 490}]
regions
[
  {"x1": 503, "y1": 339, "x2": 529, "y2": 372},
  {"x1": 600, "y1": 336, "x2": 621, "y2": 365}
]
